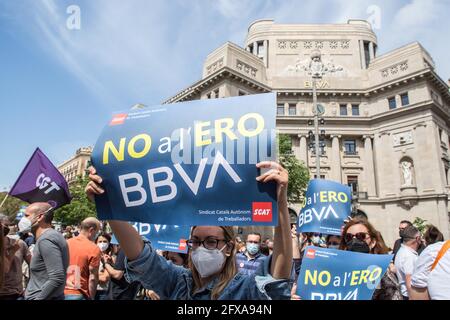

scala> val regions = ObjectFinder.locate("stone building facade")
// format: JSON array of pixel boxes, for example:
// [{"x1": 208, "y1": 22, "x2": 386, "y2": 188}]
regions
[
  {"x1": 58, "y1": 147, "x2": 92, "y2": 184},
  {"x1": 164, "y1": 19, "x2": 450, "y2": 246}
]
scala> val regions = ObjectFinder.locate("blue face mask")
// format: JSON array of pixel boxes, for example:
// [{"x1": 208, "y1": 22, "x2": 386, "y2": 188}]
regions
[{"x1": 247, "y1": 243, "x2": 260, "y2": 255}]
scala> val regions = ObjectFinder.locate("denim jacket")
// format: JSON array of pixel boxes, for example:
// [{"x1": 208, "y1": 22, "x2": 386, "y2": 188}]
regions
[{"x1": 124, "y1": 242, "x2": 291, "y2": 300}]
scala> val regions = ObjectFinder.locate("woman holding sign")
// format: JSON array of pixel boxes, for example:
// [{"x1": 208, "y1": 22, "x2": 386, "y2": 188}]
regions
[{"x1": 85, "y1": 161, "x2": 293, "y2": 300}]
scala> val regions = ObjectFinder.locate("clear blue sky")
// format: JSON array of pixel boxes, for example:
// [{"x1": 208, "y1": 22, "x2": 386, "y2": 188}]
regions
[{"x1": 0, "y1": 0, "x2": 449, "y2": 190}]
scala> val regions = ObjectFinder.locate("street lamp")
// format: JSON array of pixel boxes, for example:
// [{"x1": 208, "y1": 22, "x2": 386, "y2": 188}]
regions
[{"x1": 307, "y1": 50, "x2": 327, "y2": 179}]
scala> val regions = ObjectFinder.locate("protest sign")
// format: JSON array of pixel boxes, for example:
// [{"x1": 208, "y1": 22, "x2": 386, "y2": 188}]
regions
[
  {"x1": 297, "y1": 179, "x2": 351, "y2": 235},
  {"x1": 296, "y1": 246, "x2": 393, "y2": 300},
  {"x1": 111, "y1": 223, "x2": 190, "y2": 253},
  {"x1": 92, "y1": 93, "x2": 278, "y2": 226}
]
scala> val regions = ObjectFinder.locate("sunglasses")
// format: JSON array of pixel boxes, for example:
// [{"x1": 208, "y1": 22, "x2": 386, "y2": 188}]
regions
[{"x1": 344, "y1": 232, "x2": 369, "y2": 244}]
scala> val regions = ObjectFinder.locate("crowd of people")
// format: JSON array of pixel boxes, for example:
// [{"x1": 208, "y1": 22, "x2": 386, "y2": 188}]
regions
[{"x1": 1, "y1": 162, "x2": 449, "y2": 300}]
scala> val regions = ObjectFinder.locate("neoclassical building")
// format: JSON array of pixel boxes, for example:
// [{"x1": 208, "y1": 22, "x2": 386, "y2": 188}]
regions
[
  {"x1": 58, "y1": 147, "x2": 92, "y2": 184},
  {"x1": 164, "y1": 19, "x2": 450, "y2": 246}
]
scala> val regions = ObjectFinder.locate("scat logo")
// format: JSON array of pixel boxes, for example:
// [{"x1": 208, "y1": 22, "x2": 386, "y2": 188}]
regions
[
  {"x1": 179, "y1": 239, "x2": 187, "y2": 251},
  {"x1": 306, "y1": 248, "x2": 316, "y2": 259},
  {"x1": 252, "y1": 202, "x2": 272, "y2": 222},
  {"x1": 110, "y1": 113, "x2": 127, "y2": 126}
]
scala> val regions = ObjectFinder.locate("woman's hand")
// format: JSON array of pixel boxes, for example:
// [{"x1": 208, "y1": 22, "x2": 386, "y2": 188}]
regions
[
  {"x1": 85, "y1": 166, "x2": 104, "y2": 202},
  {"x1": 256, "y1": 161, "x2": 289, "y2": 204},
  {"x1": 145, "y1": 289, "x2": 160, "y2": 300}
]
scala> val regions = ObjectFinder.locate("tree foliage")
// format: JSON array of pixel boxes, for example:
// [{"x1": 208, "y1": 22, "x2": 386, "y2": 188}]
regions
[
  {"x1": 278, "y1": 134, "x2": 310, "y2": 204},
  {"x1": 53, "y1": 175, "x2": 97, "y2": 226},
  {"x1": 0, "y1": 193, "x2": 27, "y2": 222}
]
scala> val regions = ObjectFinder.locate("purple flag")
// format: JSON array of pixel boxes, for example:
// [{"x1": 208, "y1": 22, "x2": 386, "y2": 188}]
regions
[{"x1": 9, "y1": 148, "x2": 72, "y2": 209}]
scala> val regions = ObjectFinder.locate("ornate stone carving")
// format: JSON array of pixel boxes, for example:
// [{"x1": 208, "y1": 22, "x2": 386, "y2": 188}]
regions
[
  {"x1": 236, "y1": 60, "x2": 257, "y2": 77},
  {"x1": 393, "y1": 131, "x2": 413, "y2": 146},
  {"x1": 341, "y1": 40, "x2": 350, "y2": 49},
  {"x1": 401, "y1": 161, "x2": 414, "y2": 186},
  {"x1": 281, "y1": 54, "x2": 346, "y2": 77},
  {"x1": 277, "y1": 40, "x2": 351, "y2": 51},
  {"x1": 381, "y1": 61, "x2": 409, "y2": 78},
  {"x1": 206, "y1": 58, "x2": 224, "y2": 75}
]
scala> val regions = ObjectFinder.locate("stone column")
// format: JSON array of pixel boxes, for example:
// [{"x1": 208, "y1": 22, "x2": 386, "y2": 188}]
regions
[
  {"x1": 363, "y1": 135, "x2": 377, "y2": 198},
  {"x1": 369, "y1": 42, "x2": 375, "y2": 62},
  {"x1": 297, "y1": 134, "x2": 308, "y2": 166},
  {"x1": 359, "y1": 40, "x2": 366, "y2": 69},
  {"x1": 252, "y1": 42, "x2": 258, "y2": 55},
  {"x1": 263, "y1": 40, "x2": 268, "y2": 67},
  {"x1": 331, "y1": 135, "x2": 342, "y2": 183}
]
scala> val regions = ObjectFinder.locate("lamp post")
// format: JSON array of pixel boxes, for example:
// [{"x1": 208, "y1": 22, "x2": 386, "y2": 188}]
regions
[{"x1": 308, "y1": 50, "x2": 326, "y2": 179}]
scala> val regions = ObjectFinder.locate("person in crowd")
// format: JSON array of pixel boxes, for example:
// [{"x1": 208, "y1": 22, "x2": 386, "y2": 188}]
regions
[
  {"x1": 19, "y1": 203, "x2": 69, "y2": 300},
  {"x1": 0, "y1": 214, "x2": 31, "y2": 300},
  {"x1": 410, "y1": 239, "x2": 450, "y2": 300},
  {"x1": 259, "y1": 243, "x2": 270, "y2": 256},
  {"x1": 393, "y1": 220, "x2": 412, "y2": 257},
  {"x1": 62, "y1": 226, "x2": 74, "y2": 240},
  {"x1": 394, "y1": 225, "x2": 421, "y2": 300},
  {"x1": 86, "y1": 161, "x2": 293, "y2": 300},
  {"x1": 64, "y1": 217, "x2": 102, "y2": 300},
  {"x1": 102, "y1": 247, "x2": 142, "y2": 300},
  {"x1": 339, "y1": 218, "x2": 402, "y2": 300},
  {"x1": 163, "y1": 251, "x2": 189, "y2": 268},
  {"x1": 236, "y1": 232, "x2": 267, "y2": 276},
  {"x1": 267, "y1": 240, "x2": 274, "y2": 255},
  {"x1": 423, "y1": 225, "x2": 444, "y2": 246},
  {"x1": 20, "y1": 231, "x2": 35, "y2": 248},
  {"x1": 96, "y1": 232, "x2": 113, "y2": 300},
  {"x1": 326, "y1": 235, "x2": 341, "y2": 249},
  {"x1": 235, "y1": 241, "x2": 246, "y2": 253}
]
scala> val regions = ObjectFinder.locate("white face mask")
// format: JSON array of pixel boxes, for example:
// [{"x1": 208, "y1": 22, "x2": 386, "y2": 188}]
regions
[
  {"x1": 97, "y1": 242, "x2": 109, "y2": 252},
  {"x1": 18, "y1": 217, "x2": 32, "y2": 233},
  {"x1": 191, "y1": 245, "x2": 227, "y2": 278}
]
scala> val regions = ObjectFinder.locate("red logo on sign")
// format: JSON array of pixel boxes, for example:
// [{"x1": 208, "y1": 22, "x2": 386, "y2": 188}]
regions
[
  {"x1": 252, "y1": 202, "x2": 273, "y2": 222},
  {"x1": 179, "y1": 239, "x2": 187, "y2": 251},
  {"x1": 306, "y1": 249, "x2": 316, "y2": 259},
  {"x1": 110, "y1": 113, "x2": 127, "y2": 126}
]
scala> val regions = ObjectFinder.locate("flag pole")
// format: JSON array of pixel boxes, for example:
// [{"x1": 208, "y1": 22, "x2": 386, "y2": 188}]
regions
[{"x1": 0, "y1": 193, "x2": 9, "y2": 209}]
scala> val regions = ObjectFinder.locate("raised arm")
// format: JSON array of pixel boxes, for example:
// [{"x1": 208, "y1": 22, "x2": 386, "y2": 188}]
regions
[
  {"x1": 85, "y1": 167, "x2": 144, "y2": 260},
  {"x1": 256, "y1": 162, "x2": 292, "y2": 279}
]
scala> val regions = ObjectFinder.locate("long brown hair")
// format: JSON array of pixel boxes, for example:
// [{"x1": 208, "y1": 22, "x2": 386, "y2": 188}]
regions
[
  {"x1": 188, "y1": 226, "x2": 237, "y2": 300},
  {"x1": 339, "y1": 218, "x2": 389, "y2": 254}
]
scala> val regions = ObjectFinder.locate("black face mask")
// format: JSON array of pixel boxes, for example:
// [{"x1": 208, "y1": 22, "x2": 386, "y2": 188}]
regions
[
  {"x1": 2, "y1": 226, "x2": 10, "y2": 237},
  {"x1": 347, "y1": 239, "x2": 371, "y2": 253}
]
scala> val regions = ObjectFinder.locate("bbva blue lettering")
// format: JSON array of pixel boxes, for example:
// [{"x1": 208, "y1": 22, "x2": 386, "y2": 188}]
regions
[
  {"x1": 298, "y1": 205, "x2": 339, "y2": 227},
  {"x1": 118, "y1": 151, "x2": 242, "y2": 207}
]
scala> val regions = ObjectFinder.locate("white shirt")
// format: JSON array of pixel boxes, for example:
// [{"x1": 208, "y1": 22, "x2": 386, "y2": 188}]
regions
[
  {"x1": 411, "y1": 241, "x2": 450, "y2": 300},
  {"x1": 394, "y1": 244, "x2": 418, "y2": 297}
]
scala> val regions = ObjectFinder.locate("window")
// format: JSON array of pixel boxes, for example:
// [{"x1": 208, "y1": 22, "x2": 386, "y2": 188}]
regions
[
  {"x1": 352, "y1": 104, "x2": 360, "y2": 116},
  {"x1": 340, "y1": 104, "x2": 348, "y2": 116},
  {"x1": 257, "y1": 41, "x2": 264, "y2": 58},
  {"x1": 314, "y1": 175, "x2": 326, "y2": 179},
  {"x1": 277, "y1": 104, "x2": 285, "y2": 115},
  {"x1": 347, "y1": 176, "x2": 359, "y2": 193},
  {"x1": 364, "y1": 41, "x2": 370, "y2": 68},
  {"x1": 400, "y1": 93, "x2": 409, "y2": 106},
  {"x1": 214, "y1": 89, "x2": 219, "y2": 98},
  {"x1": 206, "y1": 93, "x2": 211, "y2": 99},
  {"x1": 344, "y1": 140, "x2": 357, "y2": 155},
  {"x1": 388, "y1": 97, "x2": 397, "y2": 109},
  {"x1": 238, "y1": 90, "x2": 247, "y2": 96},
  {"x1": 288, "y1": 104, "x2": 297, "y2": 115}
]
